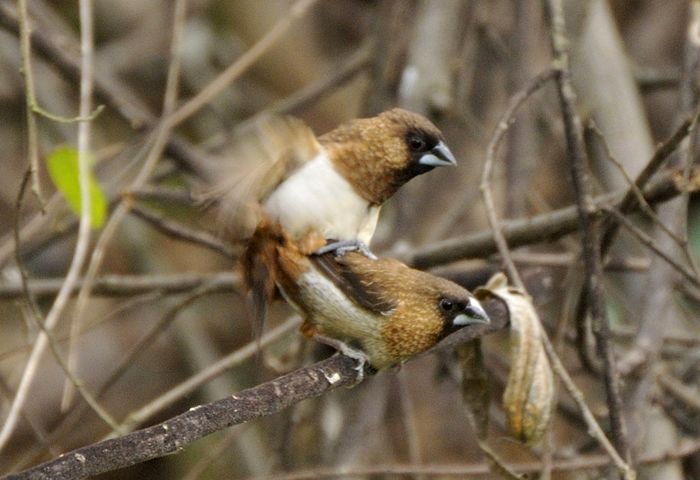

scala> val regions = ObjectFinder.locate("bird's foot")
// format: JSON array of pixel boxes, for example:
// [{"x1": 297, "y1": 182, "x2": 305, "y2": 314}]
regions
[
  {"x1": 313, "y1": 239, "x2": 377, "y2": 260},
  {"x1": 313, "y1": 334, "x2": 371, "y2": 385}
]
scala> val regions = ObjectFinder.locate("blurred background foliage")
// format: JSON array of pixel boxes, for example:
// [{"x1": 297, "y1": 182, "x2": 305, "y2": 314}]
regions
[{"x1": 0, "y1": 0, "x2": 699, "y2": 479}]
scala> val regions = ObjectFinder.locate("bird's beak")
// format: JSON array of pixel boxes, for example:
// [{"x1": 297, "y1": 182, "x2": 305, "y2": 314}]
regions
[
  {"x1": 418, "y1": 141, "x2": 457, "y2": 167},
  {"x1": 453, "y1": 298, "x2": 490, "y2": 326}
]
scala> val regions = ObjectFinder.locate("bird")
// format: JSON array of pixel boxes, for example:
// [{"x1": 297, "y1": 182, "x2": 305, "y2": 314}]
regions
[
  {"x1": 200, "y1": 108, "x2": 456, "y2": 254},
  {"x1": 241, "y1": 220, "x2": 490, "y2": 372}
]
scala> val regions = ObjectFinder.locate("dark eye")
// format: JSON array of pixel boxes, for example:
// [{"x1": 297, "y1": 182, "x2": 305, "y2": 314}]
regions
[
  {"x1": 408, "y1": 135, "x2": 426, "y2": 152},
  {"x1": 439, "y1": 298, "x2": 454, "y2": 312}
]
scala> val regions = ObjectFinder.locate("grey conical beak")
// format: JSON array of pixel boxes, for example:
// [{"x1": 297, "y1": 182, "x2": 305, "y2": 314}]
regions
[
  {"x1": 418, "y1": 141, "x2": 457, "y2": 167},
  {"x1": 453, "y1": 298, "x2": 490, "y2": 326}
]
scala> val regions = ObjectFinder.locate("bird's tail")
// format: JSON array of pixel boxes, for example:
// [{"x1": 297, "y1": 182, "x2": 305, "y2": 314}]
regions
[
  {"x1": 239, "y1": 219, "x2": 287, "y2": 335},
  {"x1": 240, "y1": 220, "x2": 325, "y2": 363}
]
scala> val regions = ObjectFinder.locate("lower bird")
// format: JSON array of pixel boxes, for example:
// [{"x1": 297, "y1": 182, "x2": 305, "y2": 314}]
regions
[{"x1": 241, "y1": 221, "x2": 490, "y2": 372}]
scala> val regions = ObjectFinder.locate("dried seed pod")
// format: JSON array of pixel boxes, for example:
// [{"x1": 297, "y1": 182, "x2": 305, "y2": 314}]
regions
[{"x1": 476, "y1": 273, "x2": 554, "y2": 444}]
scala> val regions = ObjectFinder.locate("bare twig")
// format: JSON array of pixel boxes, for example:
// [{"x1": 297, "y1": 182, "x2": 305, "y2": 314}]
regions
[
  {"x1": 635, "y1": 66, "x2": 681, "y2": 92},
  {"x1": 603, "y1": 206, "x2": 700, "y2": 287},
  {"x1": 62, "y1": 0, "x2": 189, "y2": 410},
  {"x1": 129, "y1": 203, "x2": 235, "y2": 258},
  {"x1": 0, "y1": 272, "x2": 239, "y2": 300},
  {"x1": 600, "y1": 113, "x2": 696, "y2": 254},
  {"x1": 480, "y1": 67, "x2": 558, "y2": 289},
  {"x1": 620, "y1": 7, "x2": 700, "y2": 469},
  {"x1": 6, "y1": 300, "x2": 508, "y2": 480},
  {"x1": 0, "y1": 1, "x2": 205, "y2": 175},
  {"x1": 478, "y1": 64, "x2": 631, "y2": 475},
  {"x1": 111, "y1": 315, "x2": 303, "y2": 436},
  {"x1": 10, "y1": 171, "x2": 119, "y2": 454},
  {"x1": 0, "y1": 0, "x2": 98, "y2": 453},
  {"x1": 233, "y1": 437, "x2": 700, "y2": 479},
  {"x1": 5, "y1": 355, "x2": 361, "y2": 480},
  {"x1": 165, "y1": 0, "x2": 318, "y2": 128},
  {"x1": 17, "y1": 0, "x2": 42, "y2": 204},
  {"x1": 12, "y1": 171, "x2": 120, "y2": 436},
  {"x1": 657, "y1": 372, "x2": 700, "y2": 412},
  {"x1": 267, "y1": 41, "x2": 372, "y2": 116},
  {"x1": 589, "y1": 121, "x2": 688, "y2": 250},
  {"x1": 544, "y1": 0, "x2": 631, "y2": 470},
  {"x1": 9, "y1": 306, "x2": 290, "y2": 473},
  {"x1": 408, "y1": 166, "x2": 695, "y2": 268}
]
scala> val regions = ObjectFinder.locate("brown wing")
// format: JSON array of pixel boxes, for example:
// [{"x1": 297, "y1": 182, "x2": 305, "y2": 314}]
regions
[
  {"x1": 310, "y1": 251, "x2": 397, "y2": 314},
  {"x1": 197, "y1": 114, "x2": 322, "y2": 240}
]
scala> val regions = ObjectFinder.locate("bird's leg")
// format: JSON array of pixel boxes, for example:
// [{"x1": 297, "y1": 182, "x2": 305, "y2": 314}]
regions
[
  {"x1": 313, "y1": 239, "x2": 377, "y2": 260},
  {"x1": 313, "y1": 334, "x2": 370, "y2": 384}
]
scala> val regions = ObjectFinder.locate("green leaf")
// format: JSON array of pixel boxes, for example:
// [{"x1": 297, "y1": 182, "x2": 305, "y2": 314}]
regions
[{"x1": 46, "y1": 146, "x2": 106, "y2": 229}]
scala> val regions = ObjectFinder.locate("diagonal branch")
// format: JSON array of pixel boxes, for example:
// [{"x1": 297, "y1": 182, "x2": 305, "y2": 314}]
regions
[
  {"x1": 4, "y1": 300, "x2": 507, "y2": 480},
  {"x1": 0, "y1": 0, "x2": 99, "y2": 454},
  {"x1": 543, "y1": 0, "x2": 632, "y2": 473},
  {"x1": 480, "y1": 67, "x2": 558, "y2": 289},
  {"x1": 409, "y1": 166, "x2": 697, "y2": 269}
]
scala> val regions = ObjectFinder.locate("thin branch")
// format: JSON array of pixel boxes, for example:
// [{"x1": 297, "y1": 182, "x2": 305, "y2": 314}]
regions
[
  {"x1": 0, "y1": 0, "x2": 98, "y2": 453},
  {"x1": 635, "y1": 66, "x2": 681, "y2": 92},
  {"x1": 479, "y1": 67, "x2": 558, "y2": 289},
  {"x1": 5, "y1": 355, "x2": 360, "y2": 480},
  {"x1": 128, "y1": 203, "x2": 235, "y2": 258},
  {"x1": 0, "y1": 185, "x2": 193, "y2": 270},
  {"x1": 0, "y1": 272, "x2": 239, "y2": 300},
  {"x1": 107, "y1": 315, "x2": 303, "y2": 436},
  {"x1": 63, "y1": 0, "x2": 189, "y2": 410},
  {"x1": 267, "y1": 41, "x2": 372, "y2": 116},
  {"x1": 6, "y1": 300, "x2": 508, "y2": 480},
  {"x1": 9, "y1": 289, "x2": 251, "y2": 472},
  {"x1": 408, "y1": 166, "x2": 696, "y2": 268},
  {"x1": 476, "y1": 61, "x2": 631, "y2": 478},
  {"x1": 603, "y1": 206, "x2": 700, "y2": 287},
  {"x1": 101, "y1": 285, "x2": 234, "y2": 435},
  {"x1": 12, "y1": 171, "x2": 120, "y2": 435},
  {"x1": 17, "y1": 0, "x2": 42, "y2": 204},
  {"x1": 544, "y1": 0, "x2": 631, "y2": 470},
  {"x1": 539, "y1": 334, "x2": 633, "y2": 478},
  {"x1": 574, "y1": 108, "x2": 697, "y2": 378},
  {"x1": 0, "y1": 1, "x2": 204, "y2": 174},
  {"x1": 600, "y1": 111, "x2": 697, "y2": 254},
  {"x1": 588, "y1": 121, "x2": 689, "y2": 250},
  {"x1": 506, "y1": 251, "x2": 650, "y2": 272},
  {"x1": 657, "y1": 371, "x2": 700, "y2": 412},
  {"x1": 236, "y1": 437, "x2": 700, "y2": 479},
  {"x1": 165, "y1": 0, "x2": 318, "y2": 129}
]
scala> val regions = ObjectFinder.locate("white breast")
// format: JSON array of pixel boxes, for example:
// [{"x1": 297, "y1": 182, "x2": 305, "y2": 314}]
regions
[
  {"x1": 263, "y1": 154, "x2": 379, "y2": 243},
  {"x1": 283, "y1": 267, "x2": 380, "y2": 342}
]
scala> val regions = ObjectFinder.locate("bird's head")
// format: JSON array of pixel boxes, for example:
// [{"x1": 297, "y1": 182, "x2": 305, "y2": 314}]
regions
[
  {"x1": 321, "y1": 108, "x2": 457, "y2": 204},
  {"x1": 435, "y1": 292, "x2": 490, "y2": 335}
]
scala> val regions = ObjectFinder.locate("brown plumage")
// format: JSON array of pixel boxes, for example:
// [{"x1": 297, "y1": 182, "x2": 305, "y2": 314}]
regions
[
  {"x1": 242, "y1": 222, "x2": 489, "y2": 371},
  {"x1": 201, "y1": 108, "x2": 456, "y2": 249}
]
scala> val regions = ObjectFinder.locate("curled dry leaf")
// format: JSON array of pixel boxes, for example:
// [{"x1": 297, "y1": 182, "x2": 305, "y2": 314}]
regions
[{"x1": 475, "y1": 273, "x2": 554, "y2": 444}]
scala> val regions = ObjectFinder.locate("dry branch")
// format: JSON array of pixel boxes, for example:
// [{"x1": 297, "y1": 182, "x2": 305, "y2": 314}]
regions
[
  {"x1": 0, "y1": 272, "x2": 239, "y2": 299},
  {"x1": 4, "y1": 300, "x2": 508, "y2": 480},
  {"x1": 409, "y1": 166, "x2": 696, "y2": 269},
  {"x1": 544, "y1": 0, "x2": 631, "y2": 469}
]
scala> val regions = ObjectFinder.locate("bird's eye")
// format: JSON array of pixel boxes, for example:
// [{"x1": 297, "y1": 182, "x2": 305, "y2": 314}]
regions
[
  {"x1": 439, "y1": 298, "x2": 454, "y2": 312},
  {"x1": 408, "y1": 135, "x2": 426, "y2": 152}
]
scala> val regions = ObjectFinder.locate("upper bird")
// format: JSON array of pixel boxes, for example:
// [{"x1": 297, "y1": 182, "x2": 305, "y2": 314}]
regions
[
  {"x1": 202, "y1": 108, "x2": 456, "y2": 250},
  {"x1": 243, "y1": 221, "x2": 489, "y2": 371}
]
